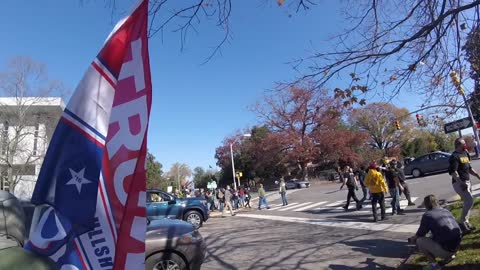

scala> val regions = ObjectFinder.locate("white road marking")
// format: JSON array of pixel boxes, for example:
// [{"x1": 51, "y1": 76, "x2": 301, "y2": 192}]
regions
[
  {"x1": 278, "y1": 202, "x2": 312, "y2": 212},
  {"x1": 268, "y1": 202, "x2": 299, "y2": 211},
  {"x1": 358, "y1": 197, "x2": 418, "y2": 214},
  {"x1": 239, "y1": 214, "x2": 418, "y2": 233},
  {"x1": 293, "y1": 201, "x2": 328, "y2": 212},
  {"x1": 324, "y1": 200, "x2": 343, "y2": 207}
]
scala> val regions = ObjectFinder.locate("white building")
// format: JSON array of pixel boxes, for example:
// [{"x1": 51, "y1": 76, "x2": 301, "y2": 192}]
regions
[{"x1": 0, "y1": 97, "x2": 65, "y2": 200}]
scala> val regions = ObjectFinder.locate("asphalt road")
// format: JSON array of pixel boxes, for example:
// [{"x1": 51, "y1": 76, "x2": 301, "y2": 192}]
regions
[{"x1": 199, "y1": 161, "x2": 480, "y2": 270}]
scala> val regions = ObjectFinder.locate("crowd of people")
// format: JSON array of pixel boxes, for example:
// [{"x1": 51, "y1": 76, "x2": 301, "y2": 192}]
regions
[
  {"x1": 199, "y1": 186, "x2": 254, "y2": 217},
  {"x1": 335, "y1": 157, "x2": 416, "y2": 222}
]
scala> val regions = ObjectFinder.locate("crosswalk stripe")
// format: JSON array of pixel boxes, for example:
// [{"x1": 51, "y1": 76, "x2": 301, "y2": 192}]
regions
[
  {"x1": 358, "y1": 197, "x2": 418, "y2": 214},
  {"x1": 324, "y1": 200, "x2": 343, "y2": 207},
  {"x1": 293, "y1": 201, "x2": 328, "y2": 212},
  {"x1": 278, "y1": 202, "x2": 311, "y2": 212},
  {"x1": 268, "y1": 202, "x2": 299, "y2": 211}
]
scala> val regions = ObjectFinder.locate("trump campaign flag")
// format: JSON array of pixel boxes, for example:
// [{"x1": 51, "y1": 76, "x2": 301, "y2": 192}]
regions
[{"x1": 24, "y1": 1, "x2": 151, "y2": 269}]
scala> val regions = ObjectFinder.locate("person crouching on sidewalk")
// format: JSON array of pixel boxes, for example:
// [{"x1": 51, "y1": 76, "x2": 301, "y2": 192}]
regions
[{"x1": 408, "y1": 195, "x2": 461, "y2": 270}]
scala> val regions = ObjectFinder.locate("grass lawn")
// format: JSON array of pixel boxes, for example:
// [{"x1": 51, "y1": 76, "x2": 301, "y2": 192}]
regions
[{"x1": 402, "y1": 198, "x2": 480, "y2": 270}]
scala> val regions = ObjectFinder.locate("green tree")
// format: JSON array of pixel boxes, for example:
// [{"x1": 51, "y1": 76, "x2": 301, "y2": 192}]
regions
[
  {"x1": 146, "y1": 152, "x2": 166, "y2": 189},
  {"x1": 192, "y1": 166, "x2": 212, "y2": 189}
]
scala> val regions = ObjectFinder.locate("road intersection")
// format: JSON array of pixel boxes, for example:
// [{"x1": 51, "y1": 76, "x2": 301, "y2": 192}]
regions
[{"x1": 200, "y1": 160, "x2": 480, "y2": 269}]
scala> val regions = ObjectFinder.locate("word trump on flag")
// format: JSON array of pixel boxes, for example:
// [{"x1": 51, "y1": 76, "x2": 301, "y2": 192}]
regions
[{"x1": 24, "y1": 1, "x2": 152, "y2": 270}]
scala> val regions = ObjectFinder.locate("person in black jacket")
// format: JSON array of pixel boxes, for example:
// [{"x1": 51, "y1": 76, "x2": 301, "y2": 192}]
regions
[
  {"x1": 449, "y1": 138, "x2": 480, "y2": 233},
  {"x1": 340, "y1": 166, "x2": 362, "y2": 211},
  {"x1": 390, "y1": 159, "x2": 415, "y2": 206}
]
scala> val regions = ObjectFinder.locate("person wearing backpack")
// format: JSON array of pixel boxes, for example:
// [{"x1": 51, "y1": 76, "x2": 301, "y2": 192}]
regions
[{"x1": 340, "y1": 166, "x2": 362, "y2": 211}]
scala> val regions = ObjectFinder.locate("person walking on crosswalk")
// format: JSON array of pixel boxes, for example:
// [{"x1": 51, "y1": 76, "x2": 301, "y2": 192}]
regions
[
  {"x1": 390, "y1": 158, "x2": 415, "y2": 206},
  {"x1": 385, "y1": 162, "x2": 405, "y2": 215},
  {"x1": 279, "y1": 179, "x2": 288, "y2": 206},
  {"x1": 340, "y1": 166, "x2": 362, "y2": 211},
  {"x1": 258, "y1": 184, "x2": 270, "y2": 210},
  {"x1": 355, "y1": 166, "x2": 369, "y2": 202},
  {"x1": 222, "y1": 186, "x2": 236, "y2": 217},
  {"x1": 365, "y1": 162, "x2": 389, "y2": 222}
]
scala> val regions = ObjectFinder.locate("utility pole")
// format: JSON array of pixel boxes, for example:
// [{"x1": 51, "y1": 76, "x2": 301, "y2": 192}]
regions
[{"x1": 451, "y1": 71, "x2": 480, "y2": 144}]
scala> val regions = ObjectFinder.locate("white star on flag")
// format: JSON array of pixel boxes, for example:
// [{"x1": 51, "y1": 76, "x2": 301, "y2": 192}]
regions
[{"x1": 66, "y1": 168, "x2": 92, "y2": 194}]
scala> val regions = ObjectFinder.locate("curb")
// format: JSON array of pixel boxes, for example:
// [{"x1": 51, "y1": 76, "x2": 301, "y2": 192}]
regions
[{"x1": 208, "y1": 207, "x2": 256, "y2": 218}]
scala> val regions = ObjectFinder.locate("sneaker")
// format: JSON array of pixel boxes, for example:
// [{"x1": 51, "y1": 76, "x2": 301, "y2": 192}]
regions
[
  {"x1": 408, "y1": 202, "x2": 416, "y2": 206},
  {"x1": 266, "y1": 207, "x2": 270, "y2": 209},
  {"x1": 439, "y1": 254, "x2": 455, "y2": 266},
  {"x1": 342, "y1": 206, "x2": 348, "y2": 211},
  {"x1": 459, "y1": 223, "x2": 472, "y2": 235},
  {"x1": 232, "y1": 213, "x2": 236, "y2": 216},
  {"x1": 466, "y1": 222, "x2": 477, "y2": 231}
]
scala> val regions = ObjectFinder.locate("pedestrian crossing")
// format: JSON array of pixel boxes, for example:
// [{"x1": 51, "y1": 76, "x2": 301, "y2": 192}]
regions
[{"x1": 265, "y1": 197, "x2": 418, "y2": 214}]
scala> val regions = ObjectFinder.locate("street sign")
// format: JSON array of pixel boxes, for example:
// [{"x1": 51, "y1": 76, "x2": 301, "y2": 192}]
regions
[
  {"x1": 444, "y1": 117, "x2": 473, "y2": 134},
  {"x1": 207, "y1": 181, "x2": 217, "y2": 190}
]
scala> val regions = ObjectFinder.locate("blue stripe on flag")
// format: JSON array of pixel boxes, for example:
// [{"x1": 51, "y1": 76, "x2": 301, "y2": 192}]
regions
[{"x1": 64, "y1": 109, "x2": 106, "y2": 141}]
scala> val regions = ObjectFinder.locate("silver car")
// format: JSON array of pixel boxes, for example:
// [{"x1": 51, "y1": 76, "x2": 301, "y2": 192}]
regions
[
  {"x1": 146, "y1": 218, "x2": 206, "y2": 270},
  {"x1": 285, "y1": 179, "x2": 310, "y2": 189},
  {"x1": 404, "y1": 151, "x2": 451, "y2": 178}
]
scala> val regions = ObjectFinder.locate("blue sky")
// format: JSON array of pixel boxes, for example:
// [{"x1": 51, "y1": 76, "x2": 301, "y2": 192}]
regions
[{"x1": 0, "y1": 1, "x2": 424, "y2": 172}]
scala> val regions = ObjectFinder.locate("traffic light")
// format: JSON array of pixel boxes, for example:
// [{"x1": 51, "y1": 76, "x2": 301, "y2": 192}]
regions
[
  {"x1": 395, "y1": 120, "x2": 401, "y2": 130},
  {"x1": 416, "y1": 114, "x2": 426, "y2": 127},
  {"x1": 450, "y1": 70, "x2": 465, "y2": 95}
]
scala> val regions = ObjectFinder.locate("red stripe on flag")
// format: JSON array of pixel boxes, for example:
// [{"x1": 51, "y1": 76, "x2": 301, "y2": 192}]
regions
[
  {"x1": 92, "y1": 61, "x2": 116, "y2": 88},
  {"x1": 99, "y1": 181, "x2": 118, "y2": 242},
  {"x1": 74, "y1": 241, "x2": 90, "y2": 270}
]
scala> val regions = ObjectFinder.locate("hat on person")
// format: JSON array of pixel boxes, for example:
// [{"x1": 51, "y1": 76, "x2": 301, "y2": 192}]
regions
[{"x1": 369, "y1": 162, "x2": 378, "y2": 169}]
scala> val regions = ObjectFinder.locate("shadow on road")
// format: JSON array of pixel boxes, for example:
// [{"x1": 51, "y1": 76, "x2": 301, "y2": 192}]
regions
[
  {"x1": 329, "y1": 258, "x2": 396, "y2": 270},
  {"x1": 341, "y1": 239, "x2": 409, "y2": 259},
  {"x1": 201, "y1": 217, "x2": 410, "y2": 270}
]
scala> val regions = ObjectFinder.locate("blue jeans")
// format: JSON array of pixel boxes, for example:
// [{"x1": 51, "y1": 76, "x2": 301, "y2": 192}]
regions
[
  {"x1": 233, "y1": 199, "x2": 239, "y2": 209},
  {"x1": 239, "y1": 196, "x2": 245, "y2": 207},
  {"x1": 281, "y1": 192, "x2": 288, "y2": 206},
  {"x1": 219, "y1": 202, "x2": 224, "y2": 212},
  {"x1": 389, "y1": 187, "x2": 400, "y2": 213},
  {"x1": 258, "y1": 197, "x2": 269, "y2": 209}
]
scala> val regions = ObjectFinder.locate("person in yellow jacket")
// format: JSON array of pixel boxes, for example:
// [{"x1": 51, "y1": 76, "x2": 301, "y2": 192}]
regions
[{"x1": 364, "y1": 162, "x2": 389, "y2": 222}]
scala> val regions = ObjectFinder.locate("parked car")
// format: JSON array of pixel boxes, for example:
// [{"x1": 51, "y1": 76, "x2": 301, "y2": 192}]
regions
[
  {"x1": 146, "y1": 218, "x2": 206, "y2": 270},
  {"x1": 285, "y1": 179, "x2": 311, "y2": 189},
  {"x1": 404, "y1": 151, "x2": 451, "y2": 178},
  {"x1": 146, "y1": 189, "x2": 209, "y2": 229}
]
